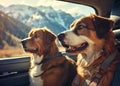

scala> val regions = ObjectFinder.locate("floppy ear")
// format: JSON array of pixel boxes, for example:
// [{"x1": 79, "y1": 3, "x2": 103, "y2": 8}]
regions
[
  {"x1": 70, "y1": 19, "x2": 77, "y2": 29},
  {"x1": 44, "y1": 28, "x2": 56, "y2": 44},
  {"x1": 91, "y1": 15, "x2": 114, "y2": 38},
  {"x1": 46, "y1": 31, "x2": 56, "y2": 43}
]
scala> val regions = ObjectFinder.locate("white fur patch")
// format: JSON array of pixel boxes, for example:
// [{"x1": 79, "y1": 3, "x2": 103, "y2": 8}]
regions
[
  {"x1": 30, "y1": 55, "x2": 44, "y2": 86},
  {"x1": 33, "y1": 55, "x2": 43, "y2": 64},
  {"x1": 77, "y1": 53, "x2": 94, "y2": 67},
  {"x1": 64, "y1": 30, "x2": 94, "y2": 46},
  {"x1": 30, "y1": 76, "x2": 43, "y2": 86},
  {"x1": 31, "y1": 64, "x2": 43, "y2": 77},
  {"x1": 77, "y1": 50, "x2": 102, "y2": 67}
]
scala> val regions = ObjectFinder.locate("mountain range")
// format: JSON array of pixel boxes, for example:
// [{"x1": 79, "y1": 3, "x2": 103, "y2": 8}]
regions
[
  {"x1": 1, "y1": 5, "x2": 84, "y2": 34},
  {"x1": 0, "y1": 5, "x2": 84, "y2": 49},
  {"x1": 0, "y1": 11, "x2": 29, "y2": 49}
]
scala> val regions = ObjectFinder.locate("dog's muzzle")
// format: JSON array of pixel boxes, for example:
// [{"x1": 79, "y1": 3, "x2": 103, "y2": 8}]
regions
[
  {"x1": 21, "y1": 39, "x2": 27, "y2": 49},
  {"x1": 21, "y1": 37, "x2": 31, "y2": 48},
  {"x1": 58, "y1": 33, "x2": 89, "y2": 53},
  {"x1": 21, "y1": 38, "x2": 38, "y2": 53},
  {"x1": 58, "y1": 33, "x2": 69, "y2": 48},
  {"x1": 58, "y1": 33, "x2": 65, "y2": 42}
]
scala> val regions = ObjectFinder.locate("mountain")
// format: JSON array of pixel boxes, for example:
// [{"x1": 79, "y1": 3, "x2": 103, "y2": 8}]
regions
[
  {"x1": 0, "y1": 11, "x2": 30, "y2": 49},
  {"x1": 0, "y1": 5, "x2": 84, "y2": 49},
  {"x1": 3, "y1": 5, "x2": 83, "y2": 34}
]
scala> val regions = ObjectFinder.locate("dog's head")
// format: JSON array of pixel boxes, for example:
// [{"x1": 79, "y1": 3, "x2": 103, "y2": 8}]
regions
[
  {"x1": 58, "y1": 14, "x2": 115, "y2": 66},
  {"x1": 21, "y1": 27, "x2": 56, "y2": 56}
]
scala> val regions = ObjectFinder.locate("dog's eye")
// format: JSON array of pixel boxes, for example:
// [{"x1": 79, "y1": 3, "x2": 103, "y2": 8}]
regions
[
  {"x1": 75, "y1": 25, "x2": 84, "y2": 30},
  {"x1": 78, "y1": 24, "x2": 87, "y2": 30},
  {"x1": 73, "y1": 24, "x2": 87, "y2": 35},
  {"x1": 77, "y1": 23, "x2": 87, "y2": 30},
  {"x1": 78, "y1": 25, "x2": 84, "y2": 29},
  {"x1": 80, "y1": 25, "x2": 86, "y2": 28}
]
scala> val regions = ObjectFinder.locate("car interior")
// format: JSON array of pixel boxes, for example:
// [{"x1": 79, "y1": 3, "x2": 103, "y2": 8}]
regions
[
  {"x1": 0, "y1": 0, "x2": 120, "y2": 86},
  {"x1": 60, "y1": 0, "x2": 120, "y2": 40}
]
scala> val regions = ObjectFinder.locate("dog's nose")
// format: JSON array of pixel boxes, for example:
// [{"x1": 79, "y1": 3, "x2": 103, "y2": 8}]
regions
[
  {"x1": 21, "y1": 40, "x2": 27, "y2": 48},
  {"x1": 58, "y1": 33, "x2": 65, "y2": 41}
]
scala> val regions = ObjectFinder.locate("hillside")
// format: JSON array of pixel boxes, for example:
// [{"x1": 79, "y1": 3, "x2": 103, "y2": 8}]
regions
[{"x1": 0, "y1": 11, "x2": 30, "y2": 49}]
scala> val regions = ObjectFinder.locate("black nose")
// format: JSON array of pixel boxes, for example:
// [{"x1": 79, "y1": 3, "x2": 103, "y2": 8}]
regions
[
  {"x1": 21, "y1": 40, "x2": 27, "y2": 48},
  {"x1": 57, "y1": 33, "x2": 65, "y2": 41}
]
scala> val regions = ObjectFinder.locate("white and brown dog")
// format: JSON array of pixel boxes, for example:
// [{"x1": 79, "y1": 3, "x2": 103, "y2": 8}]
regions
[
  {"x1": 58, "y1": 14, "x2": 120, "y2": 86},
  {"x1": 21, "y1": 27, "x2": 76, "y2": 86}
]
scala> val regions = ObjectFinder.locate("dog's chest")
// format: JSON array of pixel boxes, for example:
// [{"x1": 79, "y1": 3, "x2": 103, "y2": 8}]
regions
[
  {"x1": 30, "y1": 76, "x2": 43, "y2": 86},
  {"x1": 30, "y1": 64, "x2": 44, "y2": 86},
  {"x1": 31, "y1": 64, "x2": 43, "y2": 76},
  {"x1": 30, "y1": 55, "x2": 44, "y2": 86},
  {"x1": 77, "y1": 65, "x2": 100, "y2": 77}
]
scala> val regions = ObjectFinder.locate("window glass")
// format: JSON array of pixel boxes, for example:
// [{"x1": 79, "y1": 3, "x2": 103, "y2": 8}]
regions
[{"x1": 0, "y1": 0, "x2": 95, "y2": 58}]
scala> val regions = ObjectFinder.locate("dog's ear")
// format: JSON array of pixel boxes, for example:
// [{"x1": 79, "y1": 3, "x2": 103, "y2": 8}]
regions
[
  {"x1": 43, "y1": 28, "x2": 56, "y2": 43},
  {"x1": 70, "y1": 20, "x2": 77, "y2": 29},
  {"x1": 91, "y1": 14, "x2": 114, "y2": 38},
  {"x1": 46, "y1": 31, "x2": 56, "y2": 43},
  {"x1": 28, "y1": 28, "x2": 36, "y2": 37}
]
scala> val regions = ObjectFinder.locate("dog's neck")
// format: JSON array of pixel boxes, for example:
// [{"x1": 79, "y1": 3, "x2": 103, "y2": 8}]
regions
[
  {"x1": 30, "y1": 55, "x2": 44, "y2": 78},
  {"x1": 31, "y1": 51, "x2": 63, "y2": 77},
  {"x1": 30, "y1": 43, "x2": 61, "y2": 77},
  {"x1": 31, "y1": 42, "x2": 60, "y2": 66},
  {"x1": 31, "y1": 54, "x2": 43, "y2": 67},
  {"x1": 77, "y1": 49, "x2": 117, "y2": 85},
  {"x1": 44, "y1": 43, "x2": 59, "y2": 57},
  {"x1": 76, "y1": 52, "x2": 102, "y2": 79},
  {"x1": 76, "y1": 48, "x2": 106, "y2": 79},
  {"x1": 77, "y1": 50, "x2": 103, "y2": 67}
]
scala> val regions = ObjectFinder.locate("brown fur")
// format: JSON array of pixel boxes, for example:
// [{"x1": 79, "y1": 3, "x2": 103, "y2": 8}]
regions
[
  {"x1": 75, "y1": 15, "x2": 120, "y2": 86},
  {"x1": 21, "y1": 27, "x2": 76, "y2": 86},
  {"x1": 58, "y1": 14, "x2": 120, "y2": 86}
]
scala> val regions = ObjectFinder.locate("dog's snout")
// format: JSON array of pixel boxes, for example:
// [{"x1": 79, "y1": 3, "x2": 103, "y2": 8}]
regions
[
  {"x1": 58, "y1": 33, "x2": 65, "y2": 41},
  {"x1": 21, "y1": 40, "x2": 27, "y2": 48}
]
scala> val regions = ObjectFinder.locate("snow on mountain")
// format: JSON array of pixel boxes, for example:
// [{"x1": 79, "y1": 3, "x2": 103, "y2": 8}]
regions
[
  {"x1": 5, "y1": 5, "x2": 36, "y2": 23},
  {"x1": 1, "y1": 5, "x2": 84, "y2": 34}
]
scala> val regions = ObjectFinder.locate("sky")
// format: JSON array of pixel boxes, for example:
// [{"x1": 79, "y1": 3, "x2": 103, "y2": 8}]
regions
[{"x1": 0, "y1": 0, "x2": 95, "y2": 16}]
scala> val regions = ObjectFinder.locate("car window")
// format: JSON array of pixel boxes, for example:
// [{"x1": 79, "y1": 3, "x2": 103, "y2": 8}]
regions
[{"x1": 0, "y1": 0, "x2": 95, "y2": 58}]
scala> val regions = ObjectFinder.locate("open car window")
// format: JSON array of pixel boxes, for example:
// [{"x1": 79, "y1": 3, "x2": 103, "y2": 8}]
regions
[{"x1": 0, "y1": 0, "x2": 95, "y2": 58}]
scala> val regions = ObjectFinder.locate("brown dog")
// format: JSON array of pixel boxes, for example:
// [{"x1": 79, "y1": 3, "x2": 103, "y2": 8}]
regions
[
  {"x1": 58, "y1": 14, "x2": 120, "y2": 86},
  {"x1": 21, "y1": 27, "x2": 76, "y2": 86}
]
